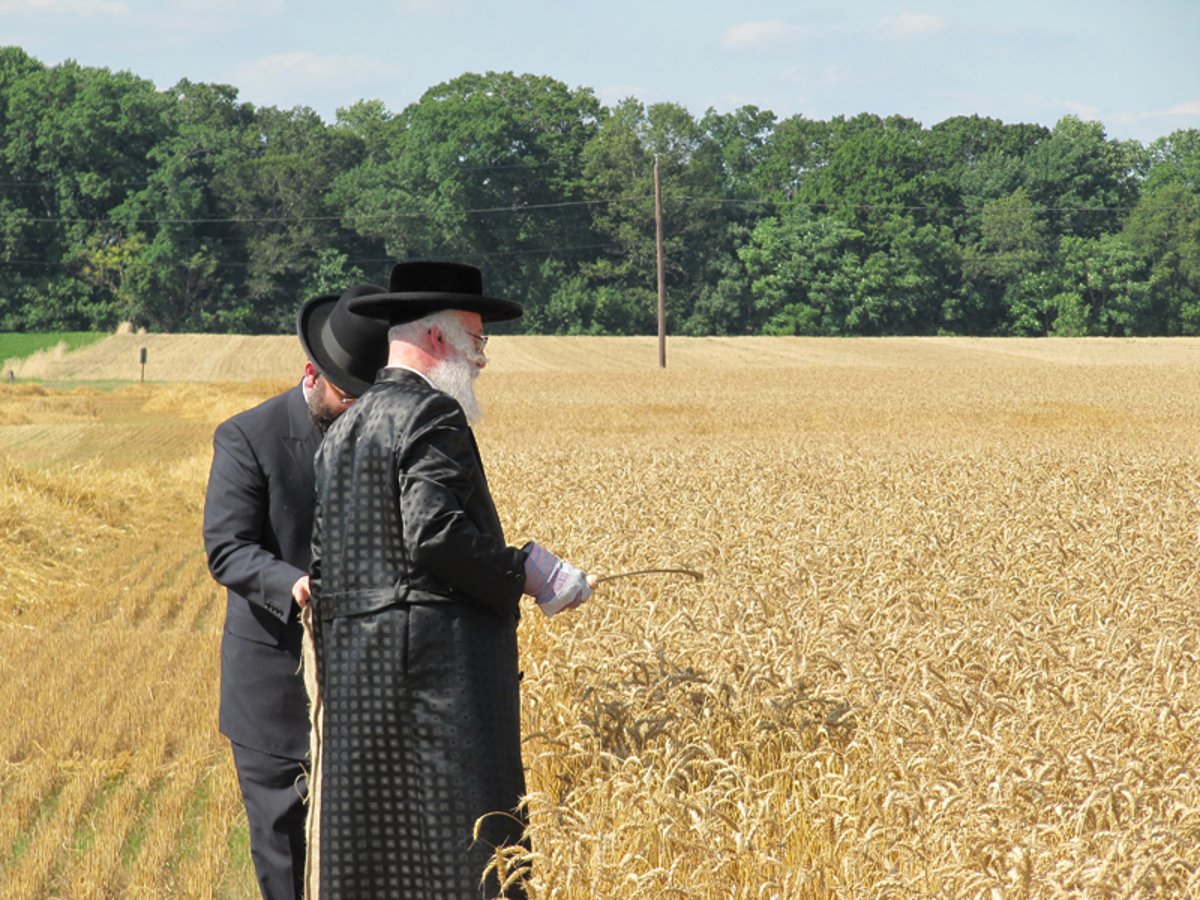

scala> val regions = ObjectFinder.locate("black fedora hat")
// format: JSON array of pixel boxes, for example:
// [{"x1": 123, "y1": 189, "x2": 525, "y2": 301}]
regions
[
  {"x1": 348, "y1": 260, "x2": 524, "y2": 324},
  {"x1": 296, "y1": 283, "x2": 393, "y2": 397}
]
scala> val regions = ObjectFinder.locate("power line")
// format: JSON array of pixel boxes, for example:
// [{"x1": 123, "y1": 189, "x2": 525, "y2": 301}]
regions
[
  {"x1": 0, "y1": 240, "x2": 630, "y2": 269},
  {"x1": 9, "y1": 197, "x2": 630, "y2": 226},
  {"x1": 7, "y1": 197, "x2": 1186, "y2": 228}
]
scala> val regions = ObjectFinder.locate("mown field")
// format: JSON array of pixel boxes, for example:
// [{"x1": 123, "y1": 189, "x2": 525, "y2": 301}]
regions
[{"x1": 2, "y1": 336, "x2": 1200, "y2": 897}]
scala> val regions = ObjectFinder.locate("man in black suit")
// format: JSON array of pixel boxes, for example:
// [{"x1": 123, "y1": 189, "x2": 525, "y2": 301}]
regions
[{"x1": 203, "y1": 284, "x2": 390, "y2": 900}]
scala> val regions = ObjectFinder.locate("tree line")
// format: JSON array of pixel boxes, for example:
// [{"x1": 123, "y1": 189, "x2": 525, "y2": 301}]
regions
[{"x1": 1, "y1": 46, "x2": 1197, "y2": 336}]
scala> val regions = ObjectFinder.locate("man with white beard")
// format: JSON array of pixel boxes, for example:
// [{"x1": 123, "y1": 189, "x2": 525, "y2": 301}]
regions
[
  {"x1": 397, "y1": 310, "x2": 487, "y2": 423},
  {"x1": 301, "y1": 261, "x2": 593, "y2": 899}
]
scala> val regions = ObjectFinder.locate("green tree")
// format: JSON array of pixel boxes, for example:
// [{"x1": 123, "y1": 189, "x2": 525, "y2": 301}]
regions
[
  {"x1": 0, "y1": 54, "x2": 170, "y2": 328},
  {"x1": 215, "y1": 104, "x2": 374, "y2": 331},
  {"x1": 1057, "y1": 234, "x2": 1153, "y2": 335},
  {"x1": 794, "y1": 114, "x2": 937, "y2": 229},
  {"x1": 328, "y1": 99, "x2": 406, "y2": 278},
  {"x1": 577, "y1": 98, "x2": 717, "y2": 334},
  {"x1": 925, "y1": 115, "x2": 1049, "y2": 242},
  {"x1": 744, "y1": 206, "x2": 959, "y2": 336},
  {"x1": 1122, "y1": 130, "x2": 1200, "y2": 333},
  {"x1": 577, "y1": 100, "x2": 775, "y2": 335},
  {"x1": 299, "y1": 247, "x2": 370, "y2": 300},
  {"x1": 752, "y1": 114, "x2": 835, "y2": 203},
  {"x1": 575, "y1": 97, "x2": 659, "y2": 333},
  {"x1": 697, "y1": 105, "x2": 776, "y2": 200},
  {"x1": 1024, "y1": 115, "x2": 1140, "y2": 242},
  {"x1": 739, "y1": 208, "x2": 863, "y2": 334},
  {"x1": 1140, "y1": 129, "x2": 1200, "y2": 192},
  {"x1": 674, "y1": 107, "x2": 776, "y2": 334},
  {"x1": 957, "y1": 187, "x2": 1051, "y2": 333},
  {"x1": 112, "y1": 79, "x2": 256, "y2": 330},
  {"x1": 334, "y1": 71, "x2": 603, "y2": 330},
  {"x1": 78, "y1": 231, "x2": 149, "y2": 325}
]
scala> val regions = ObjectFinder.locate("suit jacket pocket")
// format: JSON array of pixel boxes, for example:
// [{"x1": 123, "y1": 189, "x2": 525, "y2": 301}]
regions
[{"x1": 224, "y1": 594, "x2": 288, "y2": 645}]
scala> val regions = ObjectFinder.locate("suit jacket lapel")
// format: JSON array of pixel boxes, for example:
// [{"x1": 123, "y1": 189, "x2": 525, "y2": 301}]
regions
[{"x1": 283, "y1": 383, "x2": 321, "y2": 471}]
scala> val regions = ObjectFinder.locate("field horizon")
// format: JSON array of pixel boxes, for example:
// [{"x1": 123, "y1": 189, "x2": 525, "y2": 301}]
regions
[{"x1": 7, "y1": 332, "x2": 1200, "y2": 384}]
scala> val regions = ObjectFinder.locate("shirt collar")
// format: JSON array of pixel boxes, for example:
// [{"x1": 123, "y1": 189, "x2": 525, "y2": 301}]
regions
[{"x1": 382, "y1": 365, "x2": 435, "y2": 389}]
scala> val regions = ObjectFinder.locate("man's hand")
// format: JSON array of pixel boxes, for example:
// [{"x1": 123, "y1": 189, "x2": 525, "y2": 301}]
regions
[
  {"x1": 523, "y1": 542, "x2": 593, "y2": 616},
  {"x1": 565, "y1": 574, "x2": 598, "y2": 610},
  {"x1": 292, "y1": 575, "x2": 311, "y2": 609}
]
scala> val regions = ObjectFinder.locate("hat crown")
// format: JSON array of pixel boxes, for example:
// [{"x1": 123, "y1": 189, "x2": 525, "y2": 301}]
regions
[
  {"x1": 347, "y1": 259, "x2": 524, "y2": 325},
  {"x1": 296, "y1": 283, "x2": 391, "y2": 397},
  {"x1": 322, "y1": 284, "x2": 390, "y2": 384},
  {"x1": 390, "y1": 261, "x2": 483, "y2": 296}
]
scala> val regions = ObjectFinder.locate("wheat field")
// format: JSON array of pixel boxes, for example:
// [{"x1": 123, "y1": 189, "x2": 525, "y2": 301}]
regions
[{"x1": 2, "y1": 336, "x2": 1200, "y2": 898}]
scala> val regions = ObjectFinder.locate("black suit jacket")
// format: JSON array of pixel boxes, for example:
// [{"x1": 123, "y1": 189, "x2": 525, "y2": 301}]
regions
[
  {"x1": 203, "y1": 383, "x2": 316, "y2": 759},
  {"x1": 311, "y1": 368, "x2": 526, "y2": 616}
]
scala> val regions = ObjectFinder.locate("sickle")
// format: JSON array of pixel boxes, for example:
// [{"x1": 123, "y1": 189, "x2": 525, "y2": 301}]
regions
[{"x1": 592, "y1": 568, "x2": 703, "y2": 586}]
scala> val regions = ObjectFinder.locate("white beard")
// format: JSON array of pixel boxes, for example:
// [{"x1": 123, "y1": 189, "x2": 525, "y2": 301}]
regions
[{"x1": 428, "y1": 354, "x2": 483, "y2": 423}]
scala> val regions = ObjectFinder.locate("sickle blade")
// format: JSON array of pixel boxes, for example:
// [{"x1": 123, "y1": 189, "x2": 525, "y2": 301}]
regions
[{"x1": 593, "y1": 568, "x2": 703, "y2": 586}]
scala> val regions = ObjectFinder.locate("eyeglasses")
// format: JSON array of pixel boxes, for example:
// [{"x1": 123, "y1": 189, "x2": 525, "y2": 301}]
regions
[{"x1": 427, "y1": 327, "x2": 488, "y2": 356}]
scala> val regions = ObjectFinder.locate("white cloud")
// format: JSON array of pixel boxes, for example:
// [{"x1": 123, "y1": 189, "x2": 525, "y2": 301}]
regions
[
  {"x1": 780, "y1": 64, "x2": 851, "y2": 91},
  {"x1": 704, "y1": 91, "x2": 771, "y2": 111},
  {"x1": 395, "y1": 0, "x2": 464, "y2": 12},
  {"x1": 1112, "y1": 99, "x2": 1200, "y2": 124},
  {"x1": 1164, "y1": 100, "x2": 1200, "y2": 116},
  {"x1": 874, "y1": 11, "x2": 946, "y2": 41},
  {"x1": 594, "y1": 83, "x2": 649, "y2": 107},
  {"x1": 1062, "y1": 100, "x2": 1102, "y2": 119},
  {"x1": 720, "y1": 20, "x2": 808, "y2": 50},
  {"x1": 0, "y1": 0, "x2": 128, "y2": 14},
  {"x1": 123, "y1": 0, "x2": 287, "y2": 44},
  {"x1": 236, "y1": 52, "x2": 403, "y2": 92},
  {"x1": 167, "y1": 0, "x2": 282, "y2": 12}
]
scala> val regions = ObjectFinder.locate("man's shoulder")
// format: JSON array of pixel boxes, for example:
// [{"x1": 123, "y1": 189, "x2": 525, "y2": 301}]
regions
[
  {"x1": 221, "y1": 385, "x2": 298, "y2": 426},
  {"x1": 216, "y1": 384, "x2": 302, "y2": 442},
  {"x1": 326, "y1": 375, "x2": 450, "y2": 444}
]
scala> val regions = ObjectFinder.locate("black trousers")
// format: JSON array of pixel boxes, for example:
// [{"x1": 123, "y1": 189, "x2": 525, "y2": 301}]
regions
[{"x1": 230, "y1": 741, "x2": 308, "y2": 900}]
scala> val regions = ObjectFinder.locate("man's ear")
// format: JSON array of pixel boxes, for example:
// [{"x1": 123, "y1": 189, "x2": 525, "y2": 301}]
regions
[
  {"x1": 427, "y1": 323, "x2": 451, "y2": 360},
  {"x1": 303, "y1": 361, "x2": 319, "y2": 388}
]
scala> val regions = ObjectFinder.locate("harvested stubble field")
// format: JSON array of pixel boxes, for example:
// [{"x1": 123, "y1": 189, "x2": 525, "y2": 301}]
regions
[{"x1": 2, "y1": 335, "x2": 1200, "y2": 898}]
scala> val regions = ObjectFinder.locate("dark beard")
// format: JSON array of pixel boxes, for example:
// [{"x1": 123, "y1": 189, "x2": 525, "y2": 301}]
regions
[{"x1": 306, "y1": 388, "x2": 340, "y2": 433}]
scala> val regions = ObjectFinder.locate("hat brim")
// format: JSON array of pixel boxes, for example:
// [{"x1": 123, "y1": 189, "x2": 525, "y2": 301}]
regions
[
  {"x1": 297, "y1": 293, "x2": 376, "y2": 397},
  {"x1": 348, "y1": 290, "x2": 524, "y2": 324}
]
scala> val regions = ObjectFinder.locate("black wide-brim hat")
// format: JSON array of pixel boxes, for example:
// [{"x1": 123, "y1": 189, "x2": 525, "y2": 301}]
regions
[
  {"x1": 348, "y1": 260, "x2": 524, "y2": 325},
  {"x1": 297, "y1": 283, "x2": 393, "y2": 397}
]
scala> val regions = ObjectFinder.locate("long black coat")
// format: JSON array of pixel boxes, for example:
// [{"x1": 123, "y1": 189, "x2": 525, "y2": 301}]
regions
[
  {"x1": 203, "y1": 383, "x2": 315, "y2": 759},
  {"x1": 310, "y1": 367, "x2": 529, "y2": 899}
]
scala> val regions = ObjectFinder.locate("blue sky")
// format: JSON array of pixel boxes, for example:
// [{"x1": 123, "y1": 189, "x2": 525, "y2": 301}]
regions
[{"x1": 2, "y1": 0, "x2": 1197, "y2": 145}]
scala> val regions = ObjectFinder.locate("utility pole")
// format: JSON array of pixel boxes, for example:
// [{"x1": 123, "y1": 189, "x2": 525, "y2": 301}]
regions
[{"x1": 654, "y1": 155, "x2": 666, "y2": 368}]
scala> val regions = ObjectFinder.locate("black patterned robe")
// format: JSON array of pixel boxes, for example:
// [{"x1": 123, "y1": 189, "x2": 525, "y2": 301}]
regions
[{"x1": 308, "y1": 367, "x2": 529, "y2": 899}]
